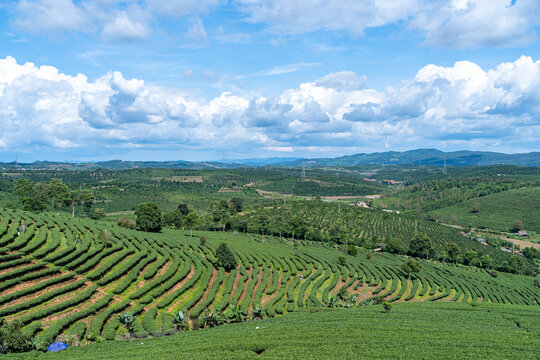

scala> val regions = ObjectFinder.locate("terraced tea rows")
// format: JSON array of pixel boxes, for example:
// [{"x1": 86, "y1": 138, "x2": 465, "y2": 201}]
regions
[{"x1": 0, "y1": 210, "x2": 538, "y2": 345}]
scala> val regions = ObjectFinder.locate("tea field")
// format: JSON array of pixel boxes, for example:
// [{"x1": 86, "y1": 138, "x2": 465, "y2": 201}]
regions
[
  {"x1": 5, "y1": 302, "x2": 540, "y2": 359},
  {"x1": 0, "y1": 209, "x2": 538, "y2": 353}
]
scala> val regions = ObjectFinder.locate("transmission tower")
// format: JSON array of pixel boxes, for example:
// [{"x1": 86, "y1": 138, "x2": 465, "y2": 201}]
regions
[
  {"x1": 442, "y1": 157, "x2": 447, "y2": 176},
  {"x1": 301, "y1": 162, "x2": 306, "y2": 178}
]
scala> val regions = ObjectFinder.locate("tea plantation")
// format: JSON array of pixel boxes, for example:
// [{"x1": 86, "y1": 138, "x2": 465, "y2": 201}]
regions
[
  {"x1": 5, "y1": 302, "x2": 540, "y2": 359},
  {"x1": 0, "y1": 209, "x2": 538, "y2": 356}
]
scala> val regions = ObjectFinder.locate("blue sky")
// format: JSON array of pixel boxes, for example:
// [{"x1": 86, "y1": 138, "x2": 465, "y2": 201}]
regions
[{"x1": 0, "y1": 0, "x2": 539, "y2": 162}]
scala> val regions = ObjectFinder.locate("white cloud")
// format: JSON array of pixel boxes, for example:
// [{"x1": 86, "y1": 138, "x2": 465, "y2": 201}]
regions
[
  {"x1": 0, "y1": 56, "x2": 539, "y2": 157},
  {"x1": 182, "y1": 17, "x2": 208, "y2": 47},
  {"x1": 14, "y1": 0, "x2": 91, "y2": 34},
  {"x1": 10, "y1": 0, "x2": 540, "y2": 47},
  {"x1": 412, "y1": 0, "x2": 540, "y2": 48},
  {"x1": 237, "y1": 0, "x2": 540, "y2": 48},
  {"x1": 101, "y1": 11, "x2": 151, "y2": 43}
]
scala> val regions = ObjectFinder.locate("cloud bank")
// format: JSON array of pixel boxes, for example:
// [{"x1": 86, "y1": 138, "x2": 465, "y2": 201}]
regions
[
  {"x1": 12, "y1": 0, "x2": 540, "y2": 47},
  {"x1": 0, "y1": 56, "x2": 539, "y2": 158}
]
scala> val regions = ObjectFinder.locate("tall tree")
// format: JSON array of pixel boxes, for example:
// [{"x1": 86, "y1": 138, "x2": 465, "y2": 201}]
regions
[
  {"x1": 80, "y1": 190, "x2": 95, "y2": 216},
  {"x1": 183, "y1": 212, "x2": 199, "y2": 237},
  {"x1": 408, "y1": 234, "x2": 432, "y2": 259},
  {"x1": 48, "y1": 179, "x2": 69, "y2": 216},
  {"x1": 135, "y1": 202, "x2": 162, "y2": 232}
]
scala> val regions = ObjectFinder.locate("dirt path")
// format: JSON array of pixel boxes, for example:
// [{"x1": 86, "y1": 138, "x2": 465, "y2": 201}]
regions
[
  {"x1": 0, "y1": 273, "x2": 63, "y2": 297},
  {"x1": 248, "y1": 267, "x2": 264, "y2": 310},
  {"x1": 237, "y1": 267, "x2": 253, "y2": 305},
  {"x1": 0, "y1": 277, "x2": 79, "y2": 309},
  {"x1": 229, "y1": 264, "x2": 243, "y2": 303},
  {"x1": 261, "y1": 271, "x2": 282, "y2": 306},
  {"x1": 503, "y1": 237, "x2": 540, "y2": 250},
  {"x1": 188, "y1": 268, "x2": 219, "y2": 315}
]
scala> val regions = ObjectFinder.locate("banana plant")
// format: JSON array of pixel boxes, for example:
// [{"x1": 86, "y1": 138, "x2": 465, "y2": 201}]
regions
[
  {"x1": 251, "y1": 304, "x2": 264, "y2": 320},
  {"x1": 172, "y1": 310, "x2": 187, "y2": 331},
  {"x1": 117, "y1": 312, "x2": 135, "y2": 334}
]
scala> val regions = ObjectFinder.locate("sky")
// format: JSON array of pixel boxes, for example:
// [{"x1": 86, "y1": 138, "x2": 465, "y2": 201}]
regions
[{"x1": 0, "y1": 0, "x2": 539, "y2": 162}]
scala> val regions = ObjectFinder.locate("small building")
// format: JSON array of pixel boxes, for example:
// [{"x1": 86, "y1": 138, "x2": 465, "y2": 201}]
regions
[
  {"x1": 517, "y1": 230, "x2": 528, "y2": 237},
  {"x1": 476, "y1": 237, "x2": 487, "y2": 245}
]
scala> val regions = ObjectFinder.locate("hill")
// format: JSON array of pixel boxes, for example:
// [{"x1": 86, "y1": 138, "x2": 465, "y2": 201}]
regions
[
  {"x1": 278, "y1": 149, "x2": 540, "y2": 167},
  {"x1": 0, "y1": 209, "x2": 538, "y2": 353},
  {"x1": 5, "y1": 302, "x2": 539, "y2": 359},
  {"x1": 429, "y1": 186, "x2": 540, "y2": 233}
]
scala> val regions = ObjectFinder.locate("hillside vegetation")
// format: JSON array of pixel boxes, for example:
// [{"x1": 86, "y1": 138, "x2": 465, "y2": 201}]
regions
[
  {"x1": 429, "y1": 186, "x2": 540, "y2": 233},
  {"x1": 5, "y1": 302, "x2": 539, "y2": 359},
  {"x1": 0, "y1": 210, "x2": 538, "y2": 351}
]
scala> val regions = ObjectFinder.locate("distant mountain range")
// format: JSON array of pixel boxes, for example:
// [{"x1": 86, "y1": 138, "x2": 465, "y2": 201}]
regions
[
  {"x1": 0, "y1": 149, "x2": 538, "y2": 170},
  {"x1": 274, "y1": 149, "x2": 540, "y2": 167}
]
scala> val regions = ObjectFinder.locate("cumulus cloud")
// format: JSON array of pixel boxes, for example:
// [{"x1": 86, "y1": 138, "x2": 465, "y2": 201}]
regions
[{"x1": 0, "y1": 56, "x2": 539, "y2": 157}]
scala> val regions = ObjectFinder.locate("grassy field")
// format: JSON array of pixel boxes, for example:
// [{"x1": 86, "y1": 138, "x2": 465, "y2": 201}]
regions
[
  {"x1": 6, "y1": 302, "x2": 540, "y2": 359},
  {"x1": 430, "y1": 186, "x2": 540, "y2": 232}
]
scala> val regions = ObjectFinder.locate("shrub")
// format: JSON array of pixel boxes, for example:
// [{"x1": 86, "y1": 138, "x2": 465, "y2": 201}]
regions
[
  {"x1": 346, "y1": 244, "x2": 358, "y2": 256},
  {"x1": 117, "y1": 217, "x2": 136, "y2": 229},
  {"x1": 337, "y1": 256, "x2": 346, "y2": 265},
  {"x1": 199, "y1": 236, "x2": 207, "y2": 245},
  {"x1": 490, "y1": 270, "x2": 499, "y2": 278},
  {"x1": 382, "y1": 301, "x2": 393, "y2": 313},
  {"x1": 0, "y1": 320, "x2": 32, "y2": 354},
  {"x1": 216, "y1": 242, "x2": 236, "y2": 271},
  {"x1": 90, "y1": 208, "x2": 105, "y2": 220}
]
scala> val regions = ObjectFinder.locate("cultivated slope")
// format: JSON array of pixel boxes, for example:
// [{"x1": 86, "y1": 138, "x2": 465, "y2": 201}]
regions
[{"x1": 0, "y1": 210, "x2": 538, "y2": 346}]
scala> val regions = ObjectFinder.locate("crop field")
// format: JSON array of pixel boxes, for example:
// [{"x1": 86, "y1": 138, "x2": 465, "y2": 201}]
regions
[
  {"x1": 240, "y1": 201, "x2": 535, "y2": 272},
  {"x1": 430, "y1": 186, "x2": 540, "y2": 232},
  {"x1": 0, "y1": 209, "x2": 538, "y2": 350},
  {"x1": 4, "y1": 302, "x2": 540, "y2": 359}
]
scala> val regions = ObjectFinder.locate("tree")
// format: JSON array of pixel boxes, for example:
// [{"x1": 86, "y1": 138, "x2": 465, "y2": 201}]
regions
[
  {"x1": 80, "y1": 190, "x2": 95, "y2": 216},
  {"x1": 163, "y1": 209, "x2": 184, "y2": 229},
  {"x1": 522, "y1": 247, "x2": 539, "y2": 260},
  {"x1": 14, "y1": 178, "x2": 33, "y2": 200},
  {"x1": 401, "y1": 259, "x2": 422, "y2": 279},
  {"x1": 477, "y1": 254, "x2": 492, "y2": 269},
  {"x1": 177, "y1": 203, "x2": 190, "y2": 217},
  {"x1": 512, "y1": 220, "x2": 524, "y2": 233},
  {"x1": 508, "y1": 255, "x2": 524, "y2": 275},
  {"x1": 48, "y1": 179, "x2": 70, "y2": 215},
  {"x1": 135, "y1": 202, "x2": 162, "y2": 232},
  {"x1": 471, "y1": 202, "x2": 480, "y2": 213},
  {"x1": 386, "y1": 238, "x2": 405, "y2": 254},
  {"x1": 338, "y1": 256, "x2": 346, "y2": 265},
  {"x1": 346, "y1": 244, "x2": 358, "y2": 256},
  {"x1": 69, "y1": 191, "x2": 80, "y2": 218},
  {"x1": 90, "y1": 208, "x2": 105, "y2": 220},
  {"x1": 444, "y1": 242, "x2": 460, "y2": 263},
  {"x1": 408, "y1": 234, "x2": 432, "y2": 259},
  {"x1": 183, "y1": 212, "x2": 199, "y2": 237},
  {"x1": 216, "y1": 242, "x2": 237, "y2": 271},
  {"x1": 463, "y1": 250, "x2": 477, "y2": 265},
  {"x1": 229, "y1": 197, "x2": 243, "y2": 213}
]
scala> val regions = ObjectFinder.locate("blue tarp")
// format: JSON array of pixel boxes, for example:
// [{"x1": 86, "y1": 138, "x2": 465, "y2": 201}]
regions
[{"x1": 47, "y1": 342, "x2": 68, "y2": 352}]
